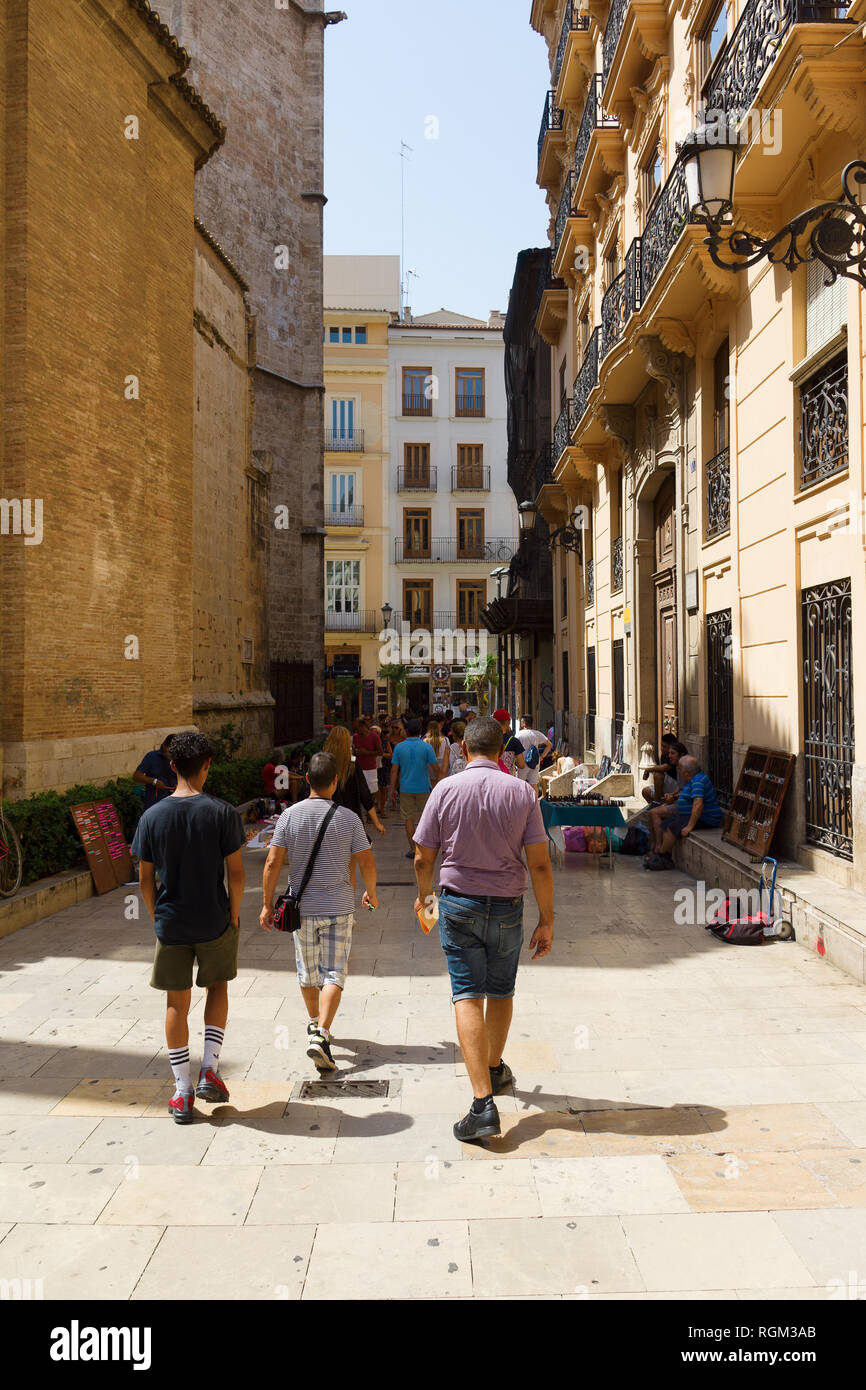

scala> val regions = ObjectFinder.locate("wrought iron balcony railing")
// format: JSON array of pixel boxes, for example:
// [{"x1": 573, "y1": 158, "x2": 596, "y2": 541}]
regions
[
  {"x1": 705, "y1": 447, "x2": 731, "y2": 539},
  {"x1": 585, "y1": 558, "x2": 594, "y2": 605},
  {"x1": 799, "y1": 353, "x2": 848, "y2": 489},
  {"x1": 640, "y1": 162, "x2": 690, "y2": 302},
  {"x1": 325, "y1": 505, "x2": 364, "y2": 526},
  {"x1": 702, "y1": 0, "x2": 852, "y2": 123},
  {"x1": 574, "y1": 74, "x2": 619, "y2": 189},
  {"x1": 396, "y1": 466, "x2": 437, "y2": 491},
  {"x1": 602, "y1": 0, "x2": 629, "y2": 90},
  {"x1": 395, "y1": 538, "x2": 519, "y2": 565},
  {"x1": 611, "y1": 534, "x2": 624, "y2": 593},
  {"x1": 456, "y1": 394, "x2": 485, "y2": 417},
  {"x1": 403, "y1": 393, "x2": 432, "y2": 416},
  {"x1": 535, "y1": 443, "x2": 556, "y2": 495},
  {"x1": 554, "y1": 172, "x2": 575, "y2": 260},
  {"x1": 553, "y1": 399, "x2": 573, "y2": 464},
  {"x1": 553, "y1": 0, "x2": 591, "y2": 89},
  {"x1": 391, "y1": 608, "x2": 480, "y2": 631},
  {"x1": 325, "y1": 609, "x2": 377, "y2": 632},
  {"x1": 538, "y1": 90, "x2": 564, "y2": 166},
  {"x1": 451, "y1": 466, "x2": 490, "y2": 491},
  {"x1": 601, "y1": 236, "x2": 641, "y2": 359},
  {"x1": 572, "y1": 325, "x2": 600, "y2": 430},
  {"x1": 325, "y1": 429, "x2": 365, "y2": 452}
]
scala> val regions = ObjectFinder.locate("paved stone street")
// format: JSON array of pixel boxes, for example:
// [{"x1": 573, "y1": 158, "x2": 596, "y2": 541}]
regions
[{"x1": 2, "y1": 820, "x2": 866, "y2": 1301}]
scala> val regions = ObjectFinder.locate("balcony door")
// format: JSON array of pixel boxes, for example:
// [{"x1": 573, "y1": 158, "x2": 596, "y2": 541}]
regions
[
  {"x1": 404, "y1": 443, "x2": 430, "y2": 487},
  {"x1": 330, "y1": 398, "x2": 355, "y2": 440},
  {"x1": 457, "y1": 509, "x2": 484, "y2": 558},
  {"x1": 404, "y1": 508, "x2": 431, "y2": 558},
  {"x1": 403, "y1": 579, "x2": 433, "y2": 630}
]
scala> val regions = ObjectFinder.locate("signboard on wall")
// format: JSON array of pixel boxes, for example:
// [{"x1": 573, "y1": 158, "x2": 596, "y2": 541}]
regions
[
  {"x1": 70, "y1": 801, "x2": 134, "y2": 894},
  {"x1": 361, "y1": 679, "x2": 375, "y2": 716}
]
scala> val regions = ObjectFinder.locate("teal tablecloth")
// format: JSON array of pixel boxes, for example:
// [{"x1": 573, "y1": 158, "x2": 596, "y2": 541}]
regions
[{"x1": 540, "y1": 800, "x2": 627, "y2": 832}]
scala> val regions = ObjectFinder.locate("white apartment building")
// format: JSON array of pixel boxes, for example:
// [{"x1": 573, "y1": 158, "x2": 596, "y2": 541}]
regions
[
  {"x1": 388, "y1": 308, "x2": 517, "y2": 715},
  {"x1": 323, "y1": 254, "x2": 518, "y2": 719}
]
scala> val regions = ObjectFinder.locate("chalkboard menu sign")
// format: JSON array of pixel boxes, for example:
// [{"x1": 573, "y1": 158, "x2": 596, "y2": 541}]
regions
[
  {"x1": 361, "y1": 679, "x2": 375, "y2": 716},
  {"x1": 70, "y1": 801, "x2": 135, "y2": 894}
]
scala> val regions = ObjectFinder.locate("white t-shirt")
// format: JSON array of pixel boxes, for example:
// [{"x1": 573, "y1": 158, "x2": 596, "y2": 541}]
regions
[{"x1": 516, "y1": 727, "x2": 548, "y2": 785}]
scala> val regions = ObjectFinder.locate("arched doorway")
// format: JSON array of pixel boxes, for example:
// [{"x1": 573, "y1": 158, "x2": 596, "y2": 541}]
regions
[{"x1": 654, "y1": 474, "x2": 678, "y2": 741}]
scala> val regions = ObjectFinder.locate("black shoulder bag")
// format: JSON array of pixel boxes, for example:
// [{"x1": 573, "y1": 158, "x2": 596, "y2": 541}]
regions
[{"x1": 272, "y1": 804, "x2": 337, "y2": 933}]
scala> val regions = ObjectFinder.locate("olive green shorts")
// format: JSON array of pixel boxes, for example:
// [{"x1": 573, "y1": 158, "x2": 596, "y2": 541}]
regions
[{"x1": 150, "y1": 922, "x2": 240, "y2": 991}]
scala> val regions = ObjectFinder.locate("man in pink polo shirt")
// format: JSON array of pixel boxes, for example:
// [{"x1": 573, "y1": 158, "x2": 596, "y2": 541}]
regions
[{"x1": 413, "y1": 716, "x2": 555, "y2": 1142}]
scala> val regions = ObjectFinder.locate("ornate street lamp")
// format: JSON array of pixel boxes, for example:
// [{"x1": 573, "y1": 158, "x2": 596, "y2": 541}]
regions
[
  {"x1": 381, "y1": 602, "x2": 393, "y2": 630},
  {"x1": 679, "y1": 126, "x2": 866, "y2": 289},
  {"x1": 548, "y1": 508, "x2": 585, "y2": 553},
  {"x1": 518, "y1": 501, "x2": 537, "y2": 533}
]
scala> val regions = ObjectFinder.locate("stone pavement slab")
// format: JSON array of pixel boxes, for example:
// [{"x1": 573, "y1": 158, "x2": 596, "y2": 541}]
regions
[
  {"x1": 131, "y1": 1226, "x2": 317, "y2": 1301},
  {"x1": 1, "y1": 827, "x2": 866, "y2": 1299},
  {"x1": 0, "y1": 1223, "x2": 162, "y2": 1299}
]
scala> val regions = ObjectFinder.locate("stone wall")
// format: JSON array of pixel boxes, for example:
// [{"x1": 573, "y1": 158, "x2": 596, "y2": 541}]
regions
[
  {"x1": 192, "y1": 233, "x2": 273, "y2": 755},
  {"x1": 0, "y1": 0, "x2": 221, "y2": 797},
  {"x1": 171, "y1": 0, "x2": 327, "y2": 736}
]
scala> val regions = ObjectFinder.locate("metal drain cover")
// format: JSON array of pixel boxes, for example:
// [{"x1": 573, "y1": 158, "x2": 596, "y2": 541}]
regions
[{"x1": 295, "y1": 1079, "x2": 390, "y2": 1099}]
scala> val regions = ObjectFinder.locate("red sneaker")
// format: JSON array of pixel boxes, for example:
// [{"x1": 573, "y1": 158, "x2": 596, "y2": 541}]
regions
[
  {"x1": 195, "y1": 1068, "x2": 229, "y2": 1103},
  {"x1": 168, "y1": 1091, "x2": 195, "y2": 1125}
]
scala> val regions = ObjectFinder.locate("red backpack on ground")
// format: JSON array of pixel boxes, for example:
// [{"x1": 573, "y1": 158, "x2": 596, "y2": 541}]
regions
[{"x1": 706, "y1": 897, "x2": 768, "y2": 945}]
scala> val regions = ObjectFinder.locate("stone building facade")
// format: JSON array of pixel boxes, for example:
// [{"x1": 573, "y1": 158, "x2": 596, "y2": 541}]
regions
[
  {"x1": 0, "y1": 0, "x2": 223, "y2": 796},
  {"x1": 530, "y1": 0, "x2": 866, "y2": 889},
  {"x1": 169, "y1": 0, "x2": 339, "y2": 744}
]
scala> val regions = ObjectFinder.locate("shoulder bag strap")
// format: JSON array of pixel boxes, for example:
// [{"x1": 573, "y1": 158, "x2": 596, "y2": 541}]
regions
[{"x1": 294, "y1": 803, "x2": 338, "y2": 907}]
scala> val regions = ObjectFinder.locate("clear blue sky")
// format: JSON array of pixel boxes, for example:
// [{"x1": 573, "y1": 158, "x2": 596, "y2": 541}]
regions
[{"x1": 323, "y1": 0, "x2": 551, "y2": 320}]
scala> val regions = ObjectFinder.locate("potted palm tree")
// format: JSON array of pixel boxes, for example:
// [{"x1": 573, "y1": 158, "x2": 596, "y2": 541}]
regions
[
  {"x1": 464, "y1": 652, "x2": 499, "y2": 714},
  {"x1": 378, "y1": 663, "x2": 408, "y2": 715}
]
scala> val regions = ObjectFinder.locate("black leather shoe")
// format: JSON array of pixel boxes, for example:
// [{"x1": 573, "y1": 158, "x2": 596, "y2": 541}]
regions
[
  {"x1": 489, "y1": 1060, "x2": 514, "y2": 1094},
  {"x1": 453, "y1": 1098, "x2": 500, "y2": 1142}
]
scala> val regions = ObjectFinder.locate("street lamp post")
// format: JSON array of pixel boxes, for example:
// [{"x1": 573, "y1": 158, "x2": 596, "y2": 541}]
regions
[{"x1": 678, "y1": 127, "x2": 866, "y2": 289}]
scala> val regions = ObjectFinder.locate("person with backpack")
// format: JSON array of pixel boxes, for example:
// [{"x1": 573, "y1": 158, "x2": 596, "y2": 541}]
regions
[
  {"x1": 260, "y1": 751, "x2": 378, "y2": 1070},
  {"x1": 131, "y1": 731, "x2": 246, "y2": 1124},
  {"x1": 492, "y1": 709, "x2": 526, "y2": 776},
  {"x1": 516, "y1": 717, "x2": 552, "y2": 790}
]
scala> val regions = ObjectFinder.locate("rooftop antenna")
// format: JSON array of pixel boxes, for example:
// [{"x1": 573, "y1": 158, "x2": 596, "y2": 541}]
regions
[{"x1": 400, "y1": 140, "x2": 413, "y2": 318}]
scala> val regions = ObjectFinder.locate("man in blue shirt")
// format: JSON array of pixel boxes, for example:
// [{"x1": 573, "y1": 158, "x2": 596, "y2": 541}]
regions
[
  {"x1": 389, "y1": 717, "x2": 439, "y2": 857},
  {"x1": 134, "y1": 736, "x2": 178, "y2": 811},
  {"x1": 646, "y1": 756, "x2": 723, "y2": 870}
]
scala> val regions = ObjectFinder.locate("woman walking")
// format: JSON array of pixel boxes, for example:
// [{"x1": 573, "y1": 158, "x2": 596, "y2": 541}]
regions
[
  {"x1": 447, "y1": 719, "x2": 468, "y2": 776},
  {"x1": 323, "y1": 726, "x2": 386, "y2": 838},
  {"x1": 425, "y1": 718, "x2": 450, "y2": 784}
]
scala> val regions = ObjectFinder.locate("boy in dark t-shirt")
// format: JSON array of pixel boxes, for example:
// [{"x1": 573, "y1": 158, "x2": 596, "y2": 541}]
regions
[{"x1": 131, "y1": 732, "x2": 246, "y2": 1124}]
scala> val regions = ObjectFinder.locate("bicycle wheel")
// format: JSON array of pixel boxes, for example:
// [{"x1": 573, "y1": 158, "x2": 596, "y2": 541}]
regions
[{"x1": 0, "y1": 809, "x2": 23, "y2": 897}]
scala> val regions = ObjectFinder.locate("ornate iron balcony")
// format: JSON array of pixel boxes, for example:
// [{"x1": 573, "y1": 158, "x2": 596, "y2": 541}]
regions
[
  {"x1": 601, "y1": 237, "x2": 641, "y2": 359},
  {"x1": 553, "y1": 0, "x2": 591, "y2": 89},
  {"x1": 554, "y1": 171, "x2": 575, "y2": 259},
  {"x1": 705, "y1": 447, "x2": 731, "y2": 539},
  {"x1": 395, "y1": 538, "x2": 519, "y2": 564},
  {"x1": 538, "y1": 90, "x2": 564, "y2": 166},
  {"x1": 325, "y1": 505, "x2": 364, "y2": 526},
  {"x1": 574, "y1": 74, "x2": 619, "y2": 189},
  {"x1": 611, "y1": 534, "x2": 623, "y2": 593},
  {"x1": 585, "y1": 558, "x2": 594, "y2": 605},
  {"x1": 703, "y1": 0, "x2": 852, "y2": 124},
  {"x1": 640, "y1": 162, "x2": 690, "y2": 302},
  {"x1": 396, "y1": 465, "x2": 437, "y2": 491},
  {"x1": 535, "y1": 443, "x2": 556, "y2": 496},
  {"x1": 799, "y1": 353, "x2": 848, "y2": 489},
  {"x1": 553, "y1": 399, "x2": 573, "y2": 464},
  {"x1": 572, "y1": 325, "x2": 600, "y2": 430},
  {"x1": 325, "y1": 429, "x2": 365, "y2": 452},
  {"x1": 602, "y1": 0, "x2": 629, "y2": 90}
]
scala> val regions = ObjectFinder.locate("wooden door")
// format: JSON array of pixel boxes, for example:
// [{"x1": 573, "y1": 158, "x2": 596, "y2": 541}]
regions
[{"x1": 654, "y1": 476, "x2": 678, "y2": 739}]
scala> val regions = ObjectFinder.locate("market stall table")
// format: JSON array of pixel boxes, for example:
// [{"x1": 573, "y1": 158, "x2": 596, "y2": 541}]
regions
[{"x1": 540, "y1": 798, "x2": 628, "y2": 870}]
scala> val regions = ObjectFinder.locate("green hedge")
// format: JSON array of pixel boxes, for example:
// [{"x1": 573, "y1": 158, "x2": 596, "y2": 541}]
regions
[
  {"x1": 2, "y1": 778, "x2": 144, "y2": 887},
  {"x1": 1, "y1": 750, "x2": 316, "y2": 887}
]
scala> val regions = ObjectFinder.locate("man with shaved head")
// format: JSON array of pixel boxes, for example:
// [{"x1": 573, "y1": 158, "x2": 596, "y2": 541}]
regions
[{"x1": 645, "y1": 754, "x2": 724, "y2": 870}]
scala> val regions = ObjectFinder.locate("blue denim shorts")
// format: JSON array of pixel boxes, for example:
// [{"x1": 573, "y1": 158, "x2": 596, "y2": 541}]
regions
[{"x1": 438, "y1": 889, "x2": 524, "y2": 1003}]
